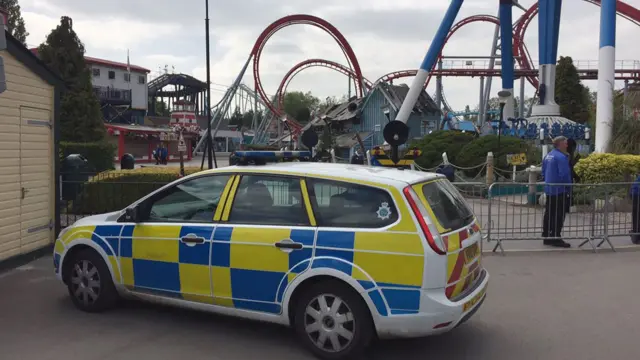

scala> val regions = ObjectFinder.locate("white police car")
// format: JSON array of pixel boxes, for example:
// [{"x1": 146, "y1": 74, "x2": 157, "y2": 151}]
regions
[{"x1": 54, "y1": 151, "x2": 488, "y2": 359}]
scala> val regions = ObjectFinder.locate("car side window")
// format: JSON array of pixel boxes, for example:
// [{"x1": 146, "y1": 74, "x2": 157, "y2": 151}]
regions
[
  {"x1": 139, "y1": 175, "x2": 231, "y2": 223},
  {"x1": 228, "y1": 175, "x2": 309, "y2": 226},
  {"x1": 309, "y1": 179, "x2": 399, "y2": 228}
]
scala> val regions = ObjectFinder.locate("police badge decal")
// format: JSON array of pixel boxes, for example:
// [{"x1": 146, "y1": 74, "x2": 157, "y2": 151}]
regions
[{"x1": 376, "y1": 202, "x2": 392, "y2": 220}]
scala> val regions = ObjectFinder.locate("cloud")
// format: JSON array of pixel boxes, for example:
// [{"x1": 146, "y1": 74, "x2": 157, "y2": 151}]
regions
[{"x1": 18, "y1": 0, "x2": 640, "y2": 113}]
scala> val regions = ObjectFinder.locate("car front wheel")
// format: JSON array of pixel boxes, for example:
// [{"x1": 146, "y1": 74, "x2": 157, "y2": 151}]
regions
[
  {"x1": 65, "y1": 248, "x2": 118, "y2": 312},
  {"x1": 293, "y1": 280, "x2": 374, "y2": 360}
]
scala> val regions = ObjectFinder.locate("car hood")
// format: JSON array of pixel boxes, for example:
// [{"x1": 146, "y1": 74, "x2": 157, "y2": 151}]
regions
[{"x1": 72, "y1": 211, "x2": 123, "y2": 227}]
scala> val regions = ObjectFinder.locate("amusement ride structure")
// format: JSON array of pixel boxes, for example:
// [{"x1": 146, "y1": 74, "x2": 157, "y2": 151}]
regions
[{"x1": 194, "y1": 0, "x2": 640, "y2": 154}]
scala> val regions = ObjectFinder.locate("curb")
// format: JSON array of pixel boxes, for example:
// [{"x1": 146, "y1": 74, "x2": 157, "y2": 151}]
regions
[{"x1": 481, "y1": 244, "x2": 640, "y2": 255}]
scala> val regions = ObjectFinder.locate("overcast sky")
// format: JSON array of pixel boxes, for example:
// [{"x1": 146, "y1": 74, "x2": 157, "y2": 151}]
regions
[{"x1": 18, "y1": 0, "x2": 640, "y2": 111}]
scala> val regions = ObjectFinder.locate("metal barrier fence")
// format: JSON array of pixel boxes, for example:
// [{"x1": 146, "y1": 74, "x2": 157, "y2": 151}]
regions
[
  {"x1": 59, "y1": 175, "x2": 639, "y2": 255},
  {"x1": 482, "y1": 182, "x2": 639, "y2": 253}
]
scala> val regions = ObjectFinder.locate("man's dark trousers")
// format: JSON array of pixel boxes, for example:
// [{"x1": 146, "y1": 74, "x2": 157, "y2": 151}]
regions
[{"x1": 543, "y1": 193, "x2": 568, "y2": 240}]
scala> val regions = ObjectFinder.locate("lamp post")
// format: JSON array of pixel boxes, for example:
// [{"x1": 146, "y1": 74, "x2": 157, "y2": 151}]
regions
[{"x1": 204, "y1": 0, "x2": 216, "y2": 169}]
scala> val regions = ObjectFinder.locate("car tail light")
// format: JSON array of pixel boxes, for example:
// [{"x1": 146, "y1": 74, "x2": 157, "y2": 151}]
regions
[{"x1": 403, "y1": 186, "x2": 446, "y2": 255}]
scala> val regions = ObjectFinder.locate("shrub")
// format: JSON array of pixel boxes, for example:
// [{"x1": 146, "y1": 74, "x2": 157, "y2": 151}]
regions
[
  {"x1": 60, "y1": 141, "x2": 117, "y2": 173},
  {"x1": 70, "y1": 167, "x2": 204, "y2": 214},
  {"x1": 411, "y1": 130, "x2": 476, "y2": 169},
  {"x1": 575, "y1": 153, "x2": 640, "y2": 183},
  {"x1": 455, "y1": 135, "x2": 540, "y2": 177}
]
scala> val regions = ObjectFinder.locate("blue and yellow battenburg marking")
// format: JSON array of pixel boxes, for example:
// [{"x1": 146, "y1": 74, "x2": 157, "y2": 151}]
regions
[
  {"x1": 313, "y1": 230, "x2": 425, "y2": 315},
  {"x1": 370, "y1": 147, "x2": 422, "y2": 168},
  {"x1": 57, "y1": 223, "x2": 426, "y2": 317}
]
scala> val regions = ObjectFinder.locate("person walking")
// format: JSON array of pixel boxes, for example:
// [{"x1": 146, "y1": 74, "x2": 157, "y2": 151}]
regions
[
  {"x1": 541, "y1": 136, "x2": 572, "y2": 248},
  {"x1": 631, "y1": 174, "x2": 640, "y2": 245}
]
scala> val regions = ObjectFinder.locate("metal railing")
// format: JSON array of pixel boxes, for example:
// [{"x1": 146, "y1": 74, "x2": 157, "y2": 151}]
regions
[
  {"x1": 93, "y1": 86, "x2": 132, "y2": 102},
  {"x1": 469, "y1": 182, "x2": 639, "y2": 254}
]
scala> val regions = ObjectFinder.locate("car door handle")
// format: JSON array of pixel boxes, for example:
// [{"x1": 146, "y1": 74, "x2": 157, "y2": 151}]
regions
[
  {"x1": 180, "y1": 235, "x2": 205, "y2": 244},
  {"x1": 275, "y1": 240, "x2": 303, "y2": 250}
]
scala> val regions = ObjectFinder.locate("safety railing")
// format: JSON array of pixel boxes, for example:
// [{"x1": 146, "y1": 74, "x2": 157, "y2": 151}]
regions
[{"x1": 483, "y1": 182, "x2": 639, "y2": 254}]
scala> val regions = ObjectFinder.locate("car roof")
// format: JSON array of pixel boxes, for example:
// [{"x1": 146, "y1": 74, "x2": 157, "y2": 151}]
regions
[{"x1": 200, "y1": 162, "x2": 442, "y2": 187}]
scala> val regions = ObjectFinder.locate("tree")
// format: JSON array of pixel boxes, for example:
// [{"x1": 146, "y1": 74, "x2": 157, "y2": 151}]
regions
[
  {"x1": 282, "y1": 91, "x2": 320, "y2": 124},
  {"x1": 0, "y1": 0, "x2": 28, "y2": 44},
  {"x1": 319, "y1": 95, "x2": 349, "y2": 112},
  {"x1": 474, "y1": 96, "x2": 522, "y2": 116},
  {"x1": 38, "y1": 17, "x2": 105, "y2": 142},
  {"x1": 555, "y1": 56, "x2": 591, "y2": 124},
  {"x1": 153, "y1": 100, "x2": 170, "y2": 117},
  {"x1": 228, "y1": 107, "x2": 244, "y2": 128}
]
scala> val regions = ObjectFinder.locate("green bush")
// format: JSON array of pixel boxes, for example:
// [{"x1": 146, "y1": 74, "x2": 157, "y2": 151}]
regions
[
  {"x1": 60, "y1": 141, "x2": 117, "y2": 173},
  {"x1": 71, "y1": 167, "x2": 204, "y2": 214},
  {"x1": 411, "y1": 130, "x2": 476, "y2": 169},
  {"x1": 455, "y1": 135, "x2": 540, "y2": 177},
  {"x1": 575, "y1": 153, "x2": 640, "y2": 183}
]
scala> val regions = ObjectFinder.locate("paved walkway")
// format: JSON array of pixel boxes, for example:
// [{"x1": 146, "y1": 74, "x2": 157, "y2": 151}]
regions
[{"x1": 1, "y1": 252, "x2": 638, "y2": 360}]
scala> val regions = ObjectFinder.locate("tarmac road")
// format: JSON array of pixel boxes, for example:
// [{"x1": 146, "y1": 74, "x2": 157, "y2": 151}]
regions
[{"x1": 1, "y1": 252, "x2": 638, "y2": 360}]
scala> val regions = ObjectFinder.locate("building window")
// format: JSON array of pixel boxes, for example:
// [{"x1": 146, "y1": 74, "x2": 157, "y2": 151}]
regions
[
  {"x1": 124, "y1": 73, "x2": 130, "y2": 82},
  {"x1": 92, "y1": 68, "x2": 100, "y2": 77},
  {"x1": 108, "y1": 71, "x2": 115, "y2": 79},
  {"x1": 374, "y1": 124, "x2": 381, "y2": 132},
  {"x1": 138, "y1": 75, "x2": 145, "y2": 84}
]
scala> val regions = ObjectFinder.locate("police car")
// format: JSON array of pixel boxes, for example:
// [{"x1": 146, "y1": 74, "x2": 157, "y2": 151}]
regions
[{"x1": 53, "y1": 151, "x2": 488, "y2": 359}]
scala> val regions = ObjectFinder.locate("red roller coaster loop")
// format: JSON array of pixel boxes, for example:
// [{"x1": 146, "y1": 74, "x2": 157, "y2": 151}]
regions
[
  {"x1": 250, "y1": 14, "x2": 365, "y2": 136},
  {"x1": 274, "y1": 59, "x2": 373, "y2": 112}
]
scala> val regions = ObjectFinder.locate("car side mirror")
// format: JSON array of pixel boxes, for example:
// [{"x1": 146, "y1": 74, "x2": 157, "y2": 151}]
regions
[{"x1": 124, "y1": 206, "x2": 139, "y2": 223}]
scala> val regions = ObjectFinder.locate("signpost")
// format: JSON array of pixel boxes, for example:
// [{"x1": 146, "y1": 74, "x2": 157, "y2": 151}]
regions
[
  {"x1": 506, "y1": 153, "x2": 527, "y2": 181},
  {"x1": 178, "y1": 132, "x2": 186, "y2": 177}
]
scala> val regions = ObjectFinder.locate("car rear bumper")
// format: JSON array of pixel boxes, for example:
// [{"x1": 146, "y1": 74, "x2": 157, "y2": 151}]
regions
[{"x1": 375, "y1": 269, "x2": 489, "y2": 339}]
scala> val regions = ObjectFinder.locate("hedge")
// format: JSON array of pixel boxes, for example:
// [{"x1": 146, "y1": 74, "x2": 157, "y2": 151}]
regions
[
  {"x1": 60, "y1": 141, "x2": 117, "y2": 173},
  {"x1": 575, "y1": 153, "x2": 640, "y2": 183},
  {"x1": 70, "y1": 167, "x2": 204, "y2": 214},
  {"x1": 455, "y1": 135, "x2": 541, "y2": 177},
  {"x1": 411, "y1": 130, "x2": 476, "y2": 169}
]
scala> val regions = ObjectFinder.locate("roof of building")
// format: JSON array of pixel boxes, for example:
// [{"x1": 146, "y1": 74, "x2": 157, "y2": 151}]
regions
[
  {"x1": 148, "y1": 73, "x2": 207, "y2": 96},
  {"x1": 200, "y1": 162, "x2": 441, "y2": 186},
  {"x1": 7, "y1": 34, "x2": 62, "y2": 86},
  {"x1": 322, "y1": 97, "x2": 365, "y2": 122},
  {"x1": 334, "y1": 131, "x2": 372, "y2": 148},
  {"x1": 376, "y1": 83, "x2": 440, "y2": 115},
  {"x1": 29, "y1": 48, "x2": 150, "y2": 73}
]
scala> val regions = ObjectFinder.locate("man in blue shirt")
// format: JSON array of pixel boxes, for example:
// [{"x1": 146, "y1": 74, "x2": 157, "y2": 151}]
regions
[
  {"x1": 541, "y1": 136, "x2": 572, "y2": 248},
  {"x1": 632, "y1": 175, "x2": 640, "y2": 244}
]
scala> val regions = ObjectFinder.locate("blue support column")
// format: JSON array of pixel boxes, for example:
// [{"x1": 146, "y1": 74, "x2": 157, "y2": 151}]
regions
[
  {"x1": 531, "y1": 0, "x2": 562, "y2": 116},
  {"x1": 394, "y1": 0, "x2": 464, "y2": 125},
  {"x1": 595, "y1": 0, "x2": 616, "y2": 152}
]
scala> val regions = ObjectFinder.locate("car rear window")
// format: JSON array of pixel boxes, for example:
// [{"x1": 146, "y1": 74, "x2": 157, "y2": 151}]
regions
[{"x1": 420, "y1": 179, "x2": 474, "y2": 231}]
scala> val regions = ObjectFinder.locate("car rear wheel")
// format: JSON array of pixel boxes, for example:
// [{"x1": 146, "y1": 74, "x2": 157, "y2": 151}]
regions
[
  {"x1": 293, "y1": 280, "x2": 374, "y2": 360},
  {"x1": 65, "y1": 248, "x2": 118, "y2": 312}
]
